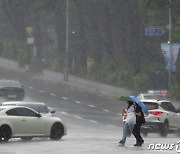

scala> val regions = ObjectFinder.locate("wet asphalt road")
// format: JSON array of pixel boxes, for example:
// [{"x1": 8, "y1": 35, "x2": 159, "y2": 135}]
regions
[{"x1": 0, "y1": 67, "x2": 179, "y2": 154}]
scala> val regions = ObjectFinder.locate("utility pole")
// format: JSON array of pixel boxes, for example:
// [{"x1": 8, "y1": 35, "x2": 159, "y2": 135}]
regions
[
  {"x1": 64, "y1": 0, "x2": 69, "y2": 81},
  {"x1": 168, "y1": 0, "x2": 173, "y2": 89}
]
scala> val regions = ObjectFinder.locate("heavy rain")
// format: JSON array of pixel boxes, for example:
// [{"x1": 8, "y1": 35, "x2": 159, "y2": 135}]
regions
[{"x1": 0, "y1": 0, "x2": 180, "y2": 153}]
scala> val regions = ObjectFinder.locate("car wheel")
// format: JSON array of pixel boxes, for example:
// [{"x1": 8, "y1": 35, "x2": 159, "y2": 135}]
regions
[
  {"x1": 50, "y1": 123, "x2": 64, "y2": 140},
  {"x1": 0, "y1": 125, "x2": 12, "y2": 142},
  {"x1": 21, "y1": 137, "x2": 33, "y2": 141},
  {"x1": 159, "y1": 121, "x2": 169, "y2": 137}
]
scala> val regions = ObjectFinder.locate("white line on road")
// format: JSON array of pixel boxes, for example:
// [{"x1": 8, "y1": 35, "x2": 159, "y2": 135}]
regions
[
  {"x1": 74, "y1": 116, "x2": 82, "y2": 119},
  {"x1": 102, "y1": 109, "x2": 109, "y2": 112},
  {"x1": 89, "y1": 120, "x2": 98, "y2": 123},
  {"x1": 60, "y1": 111, "x2": 68, "y2": 115},
  {"x1": 50, "y1": 93, "x2": 56, "y2": 96},
  {"x1": 107, "y1": 125, "x2": 115, "y2": 127},
  {"x1": 75, "y1": 101, "x2": 81, "y2": 104},
  {"x1": 88, "y1": 105, "x2": 95, "y2": 108},
  {"x1": 39, "y1": 90, "x2": 45, "y2": 93},
  {"x1": 29, "y1": 86, "x2": 34, "y2": 89},
  {"x1": 62, "y1": 97, "x2": 68, "y2": 100}
]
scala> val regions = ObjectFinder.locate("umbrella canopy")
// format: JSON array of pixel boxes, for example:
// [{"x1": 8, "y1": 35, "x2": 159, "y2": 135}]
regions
[{"x1": 130, "y1": 96, "x2": 149, "y2": 115}]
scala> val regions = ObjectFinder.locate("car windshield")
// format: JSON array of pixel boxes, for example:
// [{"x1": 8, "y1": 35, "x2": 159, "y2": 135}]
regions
[
  {"x1": 143, "y1": 102, "x2": 159, "y2": 110},
  {"x1": 144, "y1": 95, "x2": 165, "y2": 100}
]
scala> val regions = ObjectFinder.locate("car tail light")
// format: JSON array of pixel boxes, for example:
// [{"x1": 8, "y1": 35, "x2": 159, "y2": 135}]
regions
[{"x1": 149, "y1": 110, "x2": 163, "y2": 116}]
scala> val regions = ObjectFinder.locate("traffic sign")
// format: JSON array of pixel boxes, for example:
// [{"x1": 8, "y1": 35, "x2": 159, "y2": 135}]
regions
[{"x1": 145, "y1": 27, "x2": 164, "y2": 36}]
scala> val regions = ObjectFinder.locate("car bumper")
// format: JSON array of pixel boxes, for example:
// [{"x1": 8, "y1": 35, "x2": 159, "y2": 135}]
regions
[{"x1": 141, "y1": 122, "x2": 163, "y2": 133}]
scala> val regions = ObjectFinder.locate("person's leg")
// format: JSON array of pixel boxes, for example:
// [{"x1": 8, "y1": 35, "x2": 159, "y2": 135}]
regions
[
  {"x1": 129, "y1": 123, "x2": 134, "y2": 134},
  {"x1": 119, "y1": 123, "x2": 129, "y2": 145},
  {"x1": 133, "y1": 124, "x2": 143, "y2": 146},
  {"x1": 133, "y1": 124, "x2": 140, "y2": 144}
]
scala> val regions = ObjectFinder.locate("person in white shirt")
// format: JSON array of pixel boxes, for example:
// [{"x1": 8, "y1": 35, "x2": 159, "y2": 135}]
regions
[{"x1": 119, "y1": 101, "x2": 136, "y2": 146}]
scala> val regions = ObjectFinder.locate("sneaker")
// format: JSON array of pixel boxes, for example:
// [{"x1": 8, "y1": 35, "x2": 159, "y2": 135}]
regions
[
  {"x1": 133, "y1": 143, "x2": 142, "y2": 146},
  {"x1": 140, "y1": 140, "x2": 144, "y2": 145},
  {"x1": 119, "y1": 141, "x2": 124, "y2": 146}
]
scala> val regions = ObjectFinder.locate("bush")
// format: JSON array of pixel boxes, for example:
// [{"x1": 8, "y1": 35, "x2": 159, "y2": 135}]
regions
[
  {"x1": 168, "y1": 83, "x2": 180, "y2": 101},
  {"x1": 133, "y1": 73, "x2": 148, "y2": 92},
  {"x1": 50, "y1": 58, "x2": 64, "y2": 72}
]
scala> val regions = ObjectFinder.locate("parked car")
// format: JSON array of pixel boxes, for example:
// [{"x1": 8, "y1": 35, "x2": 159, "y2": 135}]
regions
[
  {"x1": 140, "y1": 99, "x2": 180, "y2": 137},
  {"x1": 0, "y1": 80, "x2": 25, "y2": 101},
  {"x1": 0, "y1": 106, "x2": 67, "y2": 142},
  {"x1": 0, "y1": 101, "x2": 55, "y2": 116},
  {"x1": 137, "y1": 93, "x2": 166, "y2": 100}
]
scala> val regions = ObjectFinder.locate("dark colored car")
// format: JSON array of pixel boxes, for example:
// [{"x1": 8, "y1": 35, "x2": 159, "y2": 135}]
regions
[{"x1": 0, "y1": 80, "x2": 25, "y2": 101}]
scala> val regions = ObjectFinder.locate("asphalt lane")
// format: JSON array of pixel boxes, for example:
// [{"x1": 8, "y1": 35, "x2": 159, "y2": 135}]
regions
[{"x1": 0, "y1": 67, "x2": 179, "y2": 154}]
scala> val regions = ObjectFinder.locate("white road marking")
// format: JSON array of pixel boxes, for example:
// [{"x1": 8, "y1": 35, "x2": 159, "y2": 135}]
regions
[
  {"x1": 89, "y1": 120, "x2": 98, "y2": 123},
  {"x1": 74, "y1": 116, "x2": 82, "y2": 119},
  {"x1": 107, "y1": 125, "x2": 115, "y2": 127},
  {"x1": 75, "y1": 101, "x2": 81, "y2": 104},
  {"x1": 60, "y1": 111, "x2": 68, "y2": 115},
  {"x1": 62, "y1": 97, "x2": 68, "y2": 100},
  {"x1": 39, "y1": 90, "x2": 45, "y2": 93},
  {"x1": 102, "y1": 109, "x2": 109, "y2": 112},
  {"x1": 50, "y1": 93, "x2": 56, "y2": 96},
  {"x1": 29, "y1": 86, "x2": 34, "y2": 89},
  {"x1": 88, "y1": 105, "x2": 95, "y2": 108},
  {"x1": 118, "y1": 113, "x2": 122, "y2": 116}
]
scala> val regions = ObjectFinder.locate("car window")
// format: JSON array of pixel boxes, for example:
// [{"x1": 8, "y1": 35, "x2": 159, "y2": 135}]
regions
[
  {"x1": 161, "y1": 102, "x2": 176, "y2": 112},
  {"x1": 6, "y1": 108, "x2": 37, "y2": 117},
  {"x1": 143, "y1": 102, "x2": 159, "y2": 110},
  {"x1": 24, "y1": 104, "x2": 48, "y2": 113},
  {"x1": 39, "y1": 105, "x2": 48, "y2": 113},
  {"x1": 21, "y1": 108, "x2": 37, "y2": 117},
  {"x1": 6, "y1": 108, "x2": 18, "y2": 116}
]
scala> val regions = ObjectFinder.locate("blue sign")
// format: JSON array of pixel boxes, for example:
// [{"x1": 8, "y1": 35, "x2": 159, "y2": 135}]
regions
[{"x1": 145, "y1": 28, "x2": 164, "y2": 36}]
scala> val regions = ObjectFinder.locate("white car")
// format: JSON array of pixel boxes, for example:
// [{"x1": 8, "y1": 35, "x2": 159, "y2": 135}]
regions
[
  {"x1": 0, "y1": 106, "x2": 67, "y2": 142},
  {"x1": 0, "y1": 101, "x2": 55, "y2": 116},
  {"x1": 140, "y1": 99, "x2": 180, "y2": 137},
  {"x1": 137, "y1": 93, "x2": 166, "y2": 100}
]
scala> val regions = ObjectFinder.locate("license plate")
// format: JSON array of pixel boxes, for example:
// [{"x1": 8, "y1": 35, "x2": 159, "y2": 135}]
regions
[{"x1": 7, "y1": 95, "x2": 17, "y2": 98}]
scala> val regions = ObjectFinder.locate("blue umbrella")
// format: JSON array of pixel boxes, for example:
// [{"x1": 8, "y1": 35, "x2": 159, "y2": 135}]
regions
[{"x1": 130, "y1": 96, "x2": 149, "y2": 115}]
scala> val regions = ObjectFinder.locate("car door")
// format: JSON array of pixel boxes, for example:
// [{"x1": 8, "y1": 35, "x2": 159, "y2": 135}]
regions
[
  {"x1": 161, "y1": 102, "x2": 178, "y2": 128},
  {"x1": 6, "y1": 108, "x2": 26, "y2": 135},
  {"x1": 166, "y1": 102, "x2": 179, "y2": 128},
  {"x1": 17, "y1": 108, "x2": 46, "y2": 135}
]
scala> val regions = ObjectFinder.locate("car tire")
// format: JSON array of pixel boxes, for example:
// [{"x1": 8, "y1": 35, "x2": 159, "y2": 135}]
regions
[
  {"x1": 159, "y1": 120, "x2": 169, "y2": 137},
  {"x1": 50, "y1": 123, "x2": 64, "y2": 140},
  {"x1": 21, "y1": 137, "x2": 33, "y2": 141},
  {"x1": 0, "y1": 125, "x2": 12, "y2": 142}
]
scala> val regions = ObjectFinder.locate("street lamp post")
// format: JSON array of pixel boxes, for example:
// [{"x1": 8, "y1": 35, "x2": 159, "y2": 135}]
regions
[
  {"x1": 168, "y1": 0, "x2": 173, "y2": 89},
  {"x1": 64, "y1": 0, "x2": 69, "y2": 81}
]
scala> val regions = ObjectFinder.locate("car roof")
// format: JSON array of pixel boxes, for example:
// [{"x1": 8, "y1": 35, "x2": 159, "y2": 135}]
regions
[
  {"x1": 1, "y1": 101, "x2": 46, "y2": 106},
  {"x1": 0, "y1": 80, "x2": 22, "y2": 88},
  {"x1": 140, "y1": 99, "x2": 170, "y2": 105},
  {"x1": 0, "y1": 105, "x2": 37, "y2": 111}
]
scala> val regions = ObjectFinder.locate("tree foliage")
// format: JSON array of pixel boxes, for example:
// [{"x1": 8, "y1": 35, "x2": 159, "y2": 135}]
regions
[{"x1": 0, "y1": 0, "x2": 180, "y2": 98}]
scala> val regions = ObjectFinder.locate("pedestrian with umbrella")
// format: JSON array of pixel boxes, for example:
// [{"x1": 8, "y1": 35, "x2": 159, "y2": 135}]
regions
[
  {"x1": 130, "y1": 96, "x2": 149, "y2": 147},
  {"x1": 119, "y1": 100, "x2": 136, "y2": 146}
]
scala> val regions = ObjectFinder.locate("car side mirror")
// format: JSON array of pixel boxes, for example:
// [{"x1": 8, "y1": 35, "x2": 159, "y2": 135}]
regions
[
  {"x1": 177, "y1": 107, "x2": 180, "y2": 113},
  {"x1": 37, "y1": 113, "x2": 41, "y2": 117},
  {"x1": 51, "y1": 110, "x2": 55, "y2": 114}
]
